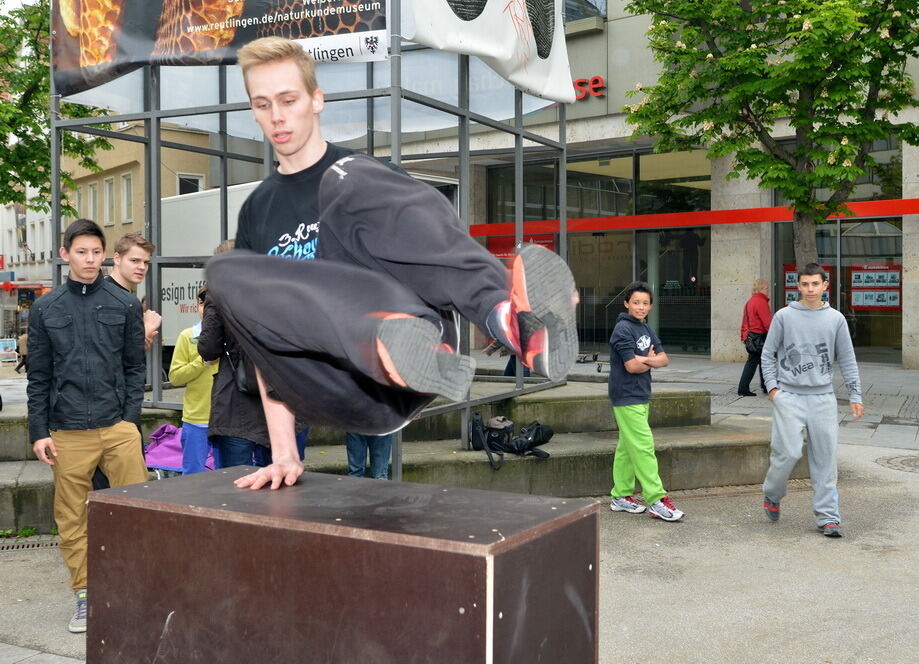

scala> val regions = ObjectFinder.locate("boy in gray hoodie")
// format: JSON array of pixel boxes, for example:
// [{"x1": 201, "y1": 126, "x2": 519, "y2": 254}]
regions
[{"x1": 760, "y1": 263, "x2": 864, "y2": 537}]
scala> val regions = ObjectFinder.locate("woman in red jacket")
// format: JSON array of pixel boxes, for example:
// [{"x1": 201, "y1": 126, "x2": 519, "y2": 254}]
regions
[{"x1": 738, "y1": 278, "x2": 772, "y2": 396}]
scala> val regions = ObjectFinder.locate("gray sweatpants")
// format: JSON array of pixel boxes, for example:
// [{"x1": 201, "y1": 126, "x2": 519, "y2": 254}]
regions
[{"x1": 763, "y1": 391, "x2": 840, "y2": 526}]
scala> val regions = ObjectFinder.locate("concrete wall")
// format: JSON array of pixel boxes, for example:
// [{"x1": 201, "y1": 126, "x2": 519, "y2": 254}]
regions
[{"x1": 709, "y1": 155, "x2": 774, "y2": 362}]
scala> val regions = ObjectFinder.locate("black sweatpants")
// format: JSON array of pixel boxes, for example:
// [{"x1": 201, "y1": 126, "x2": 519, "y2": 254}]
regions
[{"x1": 207, "y1": 154, "x2": 508, "y2": 434}]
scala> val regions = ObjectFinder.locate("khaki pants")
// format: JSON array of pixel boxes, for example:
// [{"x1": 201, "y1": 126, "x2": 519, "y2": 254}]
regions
[{"x1": 50, "y1": 421, "x2": 148, "y2": 590}]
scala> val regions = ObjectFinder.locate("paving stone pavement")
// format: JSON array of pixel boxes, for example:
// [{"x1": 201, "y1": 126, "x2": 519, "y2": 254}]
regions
[{"x1": 1, "y1": 352, "x2": 916, "y2": 662}]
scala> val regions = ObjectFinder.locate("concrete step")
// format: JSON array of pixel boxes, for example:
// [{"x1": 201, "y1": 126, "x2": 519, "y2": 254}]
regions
[
  {"x1": 0, "y1": 383, "x2": 709, "y2": 461},
  {"x1": 0, "y1": 416, "x2": 805, "y2": 532}
]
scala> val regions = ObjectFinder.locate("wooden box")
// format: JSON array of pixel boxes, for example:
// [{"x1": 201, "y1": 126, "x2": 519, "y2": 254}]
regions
[{"x1": 87, "y1": 469, "x2": 599, "y2": 663}]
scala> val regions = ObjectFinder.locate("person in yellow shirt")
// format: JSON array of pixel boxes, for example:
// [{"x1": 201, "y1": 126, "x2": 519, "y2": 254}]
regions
[{"x1": 169, "y1": 289, "x2": 219, "y2": 474}]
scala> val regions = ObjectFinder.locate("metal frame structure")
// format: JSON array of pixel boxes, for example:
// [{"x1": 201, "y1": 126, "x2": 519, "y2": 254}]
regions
[{"x1": 50, "y1": 5, "x2": 569, "y2": 478}]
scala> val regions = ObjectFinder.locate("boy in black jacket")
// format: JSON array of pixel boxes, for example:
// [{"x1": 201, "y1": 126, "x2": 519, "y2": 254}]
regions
[
  {"x1": 27, "y1": 219, "x2": 149, "y2": 633},
  {"x1": 607, "y1": 281, "x2": 684, "y2": 522}
]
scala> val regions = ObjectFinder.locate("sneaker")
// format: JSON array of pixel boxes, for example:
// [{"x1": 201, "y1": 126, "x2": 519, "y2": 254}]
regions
[
  {"x1": 763, "y1": 496, "x2": 781, "y2": 521},
  {"x1": 486, "y1": 244, "x2": 579, "y2": 382},
  {"x1": 819, "y1": 522, "x2": 843, "y2": 538},
  {"x1": 375, "y1": 315, "x2": 475, "y2": 402},
  {"x1": 648, "y1": 496, "x2": 684, "y2": 522},
  {"x1": 610, "y1": 495, "x2": 647, "y2": 514},
  {"x1": 68, "y1": 589, "x2": 87, "y2": 633}
]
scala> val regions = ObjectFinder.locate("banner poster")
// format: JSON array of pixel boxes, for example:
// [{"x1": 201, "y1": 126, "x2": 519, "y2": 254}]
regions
[
  {"x1": 51, "y1": 0, "x2": 388, "y2": 97},
  {"x1": 849, "y1": 263, "x2": 901, "y2": 311},
  {"x1": 401, "y1": 0, "x2": 576, "y2": 104}
]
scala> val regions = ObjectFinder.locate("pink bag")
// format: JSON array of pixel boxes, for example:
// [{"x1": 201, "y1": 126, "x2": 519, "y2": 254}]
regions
[
  {"x1": 144, "y1": 424, "x2": 184, "y2": 473},
  {"x1": 145, "y1": 424, "x2": 215, "y2": 475}
]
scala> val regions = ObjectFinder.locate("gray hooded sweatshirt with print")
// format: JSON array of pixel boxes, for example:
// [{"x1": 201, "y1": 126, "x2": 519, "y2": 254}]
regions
[{"x1": 760, "y1": 300, "x2": 862, "y2": 403}]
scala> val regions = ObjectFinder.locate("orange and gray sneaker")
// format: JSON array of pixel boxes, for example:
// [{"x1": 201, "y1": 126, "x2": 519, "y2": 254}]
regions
[
  {"x1": 375, "y1": 314, "x2": 475, "y2": 403},
  {"x1": 486, "y1": 243, "x2": 579, "y2": 382}
]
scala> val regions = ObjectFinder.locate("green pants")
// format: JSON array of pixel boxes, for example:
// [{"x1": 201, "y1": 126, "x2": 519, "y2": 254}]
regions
[{"x1": 610, "y1": 404, "x2": 666, "y2": 505}]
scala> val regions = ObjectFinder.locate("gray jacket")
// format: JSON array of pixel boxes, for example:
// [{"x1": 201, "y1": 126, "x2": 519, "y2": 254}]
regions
[{"x1": 760, "y1": 301, "x2": 862, "y2": 403}]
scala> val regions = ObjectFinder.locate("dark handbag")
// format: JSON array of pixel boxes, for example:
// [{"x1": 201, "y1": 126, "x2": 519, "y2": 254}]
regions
[
  {"x1": 224, "y1": 349, "x2": 260, "y2": 395},
  {"x1": 469, "y1": 412, "x2": 504, "y2": 470},
  {"x1": 744, "y1": 331, "x2": 765, "y2": 354},
  {"x1": 507, "y1": 420, "x2": 553, "y2": 458}
]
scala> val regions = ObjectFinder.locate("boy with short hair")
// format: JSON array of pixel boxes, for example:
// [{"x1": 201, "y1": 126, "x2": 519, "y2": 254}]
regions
[
  {"x1": 107, "y1": 232, "x2": 161, "y2": 350},
  {"x1": 607, "y1": 281, "x2": 684, "y2": 522},
  {"x1": 206, "y1": 36, "x2": 579, "y2": 492},
  {"x1": 761, "y1": 263, "x2": 863, "y2": 538},
  {"x1": 27, "y1": 219, "x2": 149, "y2": 632}
]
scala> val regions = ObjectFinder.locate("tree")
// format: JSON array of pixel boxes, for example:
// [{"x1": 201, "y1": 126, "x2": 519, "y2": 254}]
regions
[
  {"x1": 623, "y1": 0, "x2": 919, "y2": 267},
  {"x1": 0, "y1": 0, "x2": 111, "y2": 216}
]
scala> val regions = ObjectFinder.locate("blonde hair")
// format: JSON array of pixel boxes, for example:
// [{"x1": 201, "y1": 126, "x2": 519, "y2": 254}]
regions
[
  {"x1": 214, "y1": 239, "x2": 235, "y2": 255},
  {"x1": 114, "y1": 232, "x2": 155, "y2": 256},
  {"x1": 752, "y1": 278, "x2": 769, "y2": 293},
  {"x1": 237, "y1": 37, "x2": 318, "y2": 96}
]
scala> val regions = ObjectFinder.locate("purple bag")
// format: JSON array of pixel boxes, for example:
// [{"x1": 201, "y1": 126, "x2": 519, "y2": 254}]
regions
[{"x1": 145, "y1": 424, "x2": 214, "y2": 474}]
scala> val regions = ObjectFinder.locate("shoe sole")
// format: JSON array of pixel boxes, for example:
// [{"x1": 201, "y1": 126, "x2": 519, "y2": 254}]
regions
[
  {"x1": 68, "y1": 624, "x2": 87, "y2": 634},
  {"x1": 377, "y1": 317, "x2": 475, "y2": 403},
  {"x1": 610, "y1": 502, "x2": 647, "y2": 514},
  {"x1": 512, "y1": 244, "x2": 578, "y2": 382},
  {"x1": 819, "y1": 524, "x2": 843, "y2": 538}
]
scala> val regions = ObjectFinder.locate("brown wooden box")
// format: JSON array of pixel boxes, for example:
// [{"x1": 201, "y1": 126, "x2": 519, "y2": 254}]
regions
[{"x1": 87, "y1": 469, "x2": 599, "y2": 663}]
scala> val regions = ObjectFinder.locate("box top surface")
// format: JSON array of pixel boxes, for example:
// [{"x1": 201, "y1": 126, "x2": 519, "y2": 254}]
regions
[{"x1": 91, "y1": 469, "x2": 598, "y2": 549}]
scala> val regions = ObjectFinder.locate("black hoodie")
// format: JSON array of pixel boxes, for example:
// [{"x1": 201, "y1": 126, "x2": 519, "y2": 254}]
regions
[{"x1": 607, "y1": 312, "x2": 663, "y2": 407}]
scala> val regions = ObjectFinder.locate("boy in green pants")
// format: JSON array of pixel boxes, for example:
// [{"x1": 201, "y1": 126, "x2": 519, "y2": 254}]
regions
[{"x1": 607, "y1": 281, "x2": 684, "y2": 522}]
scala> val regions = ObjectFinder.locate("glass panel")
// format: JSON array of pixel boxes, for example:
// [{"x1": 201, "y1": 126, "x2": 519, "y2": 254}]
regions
[
  {"x1": 316, "y1": 60, "x2": 371, "y2": 95},
  {"x1": 840, "y1": 218, "x2": 902, "y2": 362},
  {"x1": 160, "y1": 66, "x2": 219, "y2": 110},
  {"x1": 636, "y1": 227, "x2": 711, "y2": 353},
  {"x1": 566, "y1": 0, "x2": 607, "y2": 22},
  {"x1": 775, "y1": 136, "x2": 901, "y2": 204},
  {"x1": 637, "y1": 150, "x2": 711, "y2": 214},
  {"x1": 568, "y1": 231, "x2": 633, "y2": 350},
  {"x1": 566, "y1": 155, "x2": 633, "y2": 218},
  {"x1": 773, "y1": 219, "x2": 901, "y2": 362},
  {"x1": 226, "y1": 65, "x2": 249, "y2": 104},
  {"x1": 470, "y1": 56, "x2": 515, "y2": 120},
  {"x1": 61, "y1": 68, "x2": 145, "y2": 114},
  {"x1": 402, "y1": 49, "x2": 458, "y2": 106}
]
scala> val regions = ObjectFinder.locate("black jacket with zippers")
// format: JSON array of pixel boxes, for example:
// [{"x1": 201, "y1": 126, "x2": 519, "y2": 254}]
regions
[{"x1": 27, "y1": 273, "x2": 146, "y2": 442}]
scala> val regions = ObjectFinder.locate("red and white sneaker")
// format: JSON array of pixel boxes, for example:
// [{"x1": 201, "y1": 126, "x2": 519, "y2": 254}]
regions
[
  {"x1": 610, "y1": 495, "x2": 647, "y2": 514},
  {"x1": 375, "y1": 314, "x2": 475, "y2": 402},
  {"x1": 486, "y1": 244, "x2": 578, "y2": 381},
  {"x1": 648, "y1": 496, "x2": 684, "y2": 522}
]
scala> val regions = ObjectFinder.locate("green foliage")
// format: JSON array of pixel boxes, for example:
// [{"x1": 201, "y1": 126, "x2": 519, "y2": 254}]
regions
[
  {"x1": 16, "y1": 526, "x2": 38, "y2": 538},
  {"x1": 0, "y1": 0, "x2": 112, "y2": 215},
  {"x1": 0, "y1": 528, "x2": 12, "y2": 538},
  {"x1": 623, "y1": 0, "x2": 919, "y2": 255}
]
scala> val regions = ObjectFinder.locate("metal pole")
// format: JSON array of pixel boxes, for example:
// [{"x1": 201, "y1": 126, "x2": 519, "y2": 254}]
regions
[
  {"x1": 218, "y1": 65, "x2": 229, "y2": 243},
  {"x1": 390, "y1": 0, "x2": 404, "y2": 479},
  {"x1": 558, "y1": 102, "x2": 567, "y2": 263},
  {"x1": 458, "y1": 54, "x2": 471, "y2": 449},
  {"x1": 147, "y1": 66, "x2": 164, "y2": 404},
  {"x1": 514, "y1": 89, "x2": 524, "y2": 388},
  {"x1": 50, "y1": 91, "x2": 62, "y2": 286}
]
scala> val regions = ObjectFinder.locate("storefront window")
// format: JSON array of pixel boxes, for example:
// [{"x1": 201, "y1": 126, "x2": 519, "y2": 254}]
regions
[
  {"x1": 568, "y1": 231, "x2": 633, "y2": 348},
  {"x1": 774, "y1": 219, "x2": 902, "y2": 362},
  {"x1": 775, "y1": 136, "x2": 901, "y2": 205},
  {"x1": 637, "y1": 151, "x2": 711, "y2": 214},
  {"x1": 636, "y1": 227, "x2": 711, "y2": 353}
]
